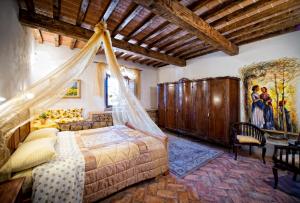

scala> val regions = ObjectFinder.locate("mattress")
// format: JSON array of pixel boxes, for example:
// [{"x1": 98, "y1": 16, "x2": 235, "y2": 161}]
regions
[{"x1": 75, "y1": 125, "x2": 168, "y2": 202}]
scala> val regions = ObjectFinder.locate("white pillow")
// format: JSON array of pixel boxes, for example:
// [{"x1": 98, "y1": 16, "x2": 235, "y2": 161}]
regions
[
  {"x1": 24, "y1": 128, "x2": 58, "y2": 143},
  {"x1": 0, "y1": 137, "x2": 57, "y2": 173}
]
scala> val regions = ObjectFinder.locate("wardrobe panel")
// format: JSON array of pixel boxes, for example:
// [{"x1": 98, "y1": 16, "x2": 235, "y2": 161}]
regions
[
  {"x1": 193, "y1": 80, "x2": 210, "y2": 139},
  {"x1": 157, "y1": 84, "x2": 166, "y2": 127},
  {"x1": 176, "y1": 80, "x2": 193, "y2": 132},
  {"x1": 208, "y1": 79, "x2": 228, "y2": 144},
  {"x1": 165, "y1": 83, "x2": 177, "y2": 130}
]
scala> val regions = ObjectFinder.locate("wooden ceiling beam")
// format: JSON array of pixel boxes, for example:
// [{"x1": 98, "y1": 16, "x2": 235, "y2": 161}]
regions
[
  {"x1": 146, "y1": 60, "x2": 157, "y2": 66},
  {"x1": 136, "y1": 0, "x2": 218, "y2": 46},
  {"x1": 173, "y1": 1, "x2": 300, "y2": 58},
  {"x1": 19, "y1": 10, "x2": 186, "y2": 66},
  {"x1": 223, "y1": 4, "x2": 300, "y2": 36},
  {"x1": 227, "y1": 11, "x2": 300, "y2": 41},
  {"x1": 76, "y1": 0, "x2": 90, "y2": 25},
  {"x1": 54, "y1": 34, "x2": 60, "y2": 47},
  {"x1": 112, "y1": 5, "x2": 143, "y2": 37},
  {"x1": 184, "y1": 16, "x2": 300, "y2": 59},
  {"x1": 204, "y1": 0, "x2": 259, "y2": 24},
  {"x1": 165, "y1": 37, "x2": 198, "y2": 54},
  {"x1": 123, "y1": 13, "x2": 156, "y2": 41},
  {"x1": 137, "y1": 21, "x2": 169, "y2": 45},
  {"x1": 24, "y1": 0, "x2": 35, "y2": 13},
  {"x1": 217, "y1": 0, "x2": 300, "y2": 32},
  {"x1": 157, "y1": 32, "x2": 192, "y2": 51},
  {"x1": 198, "y1": 0, "x2": 235, "y2": 18},
  {"x1": 236, "y1": 26, "x2": 297, "y2": 46},
  {"x1": 33, "y1": 29, "x2": 43, "y2": 43},
  {"x1": 53, "y1": 0, "x2": 61, "y2": 19},
  {"x1": 69, "y1": 38, "x2": 77, "y2": 49},
  {"x1": 102, "y1": 0, "x2": 120, "y2": 22},
  {"x1": 233, "y1": 16, "x2": 300, "y2": 44},
  {"x1": 147, "y1": 28, "x2": 182, "y2": 49},
  {"x1": 133, "y1": 0, "x2": 238, "y2": 55}
]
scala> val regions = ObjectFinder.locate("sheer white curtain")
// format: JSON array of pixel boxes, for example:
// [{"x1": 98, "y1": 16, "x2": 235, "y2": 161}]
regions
[
  {"x1": 0, "y1": 23, "x2": 104, "y2": 170},
  {"x1": 101, "y1": 30, "x2": 167, "y2": 144}
]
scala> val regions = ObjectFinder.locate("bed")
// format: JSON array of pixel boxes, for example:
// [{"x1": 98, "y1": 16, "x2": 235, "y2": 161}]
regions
[{"x1": 7, "y1": 123, "x2": 168, "y2": 202}]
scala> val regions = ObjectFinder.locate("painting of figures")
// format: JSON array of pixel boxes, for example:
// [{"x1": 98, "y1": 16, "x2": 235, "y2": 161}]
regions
[{"x1": 241, "y1": 58, "x2": 300, "y2": 133}]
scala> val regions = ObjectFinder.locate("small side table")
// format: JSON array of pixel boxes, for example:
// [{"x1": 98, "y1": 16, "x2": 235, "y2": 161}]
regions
[{"x1": 0, "y1": 177, "x2": 25, "y2": 203}]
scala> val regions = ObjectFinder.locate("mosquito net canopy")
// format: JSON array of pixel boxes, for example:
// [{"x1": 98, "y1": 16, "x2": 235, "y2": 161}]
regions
[{"x1": 0, "y1": 22, "x2": 166, "y2": 179}]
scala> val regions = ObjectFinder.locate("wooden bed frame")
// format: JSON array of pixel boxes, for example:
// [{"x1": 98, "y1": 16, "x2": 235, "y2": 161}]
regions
[{"x1": 7, "y1": 122, "x2": 31, "y2": 153}]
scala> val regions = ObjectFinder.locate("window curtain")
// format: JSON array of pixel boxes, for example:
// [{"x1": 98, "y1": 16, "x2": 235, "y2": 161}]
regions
[
  {"x1": 96, "y1": 62, "x2": 106, "y2": 97},
  {"x1": 132, "y1": 69, "x2": 141, "y2": 99},
  {"x1": 96, "y1": 63, "x2": 142, "y2": 99}
]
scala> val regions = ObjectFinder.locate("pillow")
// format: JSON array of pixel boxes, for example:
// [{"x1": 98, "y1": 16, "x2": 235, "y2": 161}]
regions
[
  {"x1": 24, "y1": 128, "x2": 58, "y2": 143},
  {"x1": 0, "y1": 137, "x2": 57, "y2": 173}
]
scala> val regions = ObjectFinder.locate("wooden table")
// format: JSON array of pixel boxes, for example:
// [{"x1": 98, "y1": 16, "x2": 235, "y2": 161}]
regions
[{"x1": 0, "y1": 177, "x2": 25, "y2": 203}]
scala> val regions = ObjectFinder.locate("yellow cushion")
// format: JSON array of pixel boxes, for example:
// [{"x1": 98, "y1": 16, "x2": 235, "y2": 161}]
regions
[
  {"x1": 24, "y1": 127, "x2": 58, "y2": 143},
  {"x1": 0, "y1": 138, "x2": 57, "y2": 173},
  {"x1": 237, "y1": 135, "x2": 261, "y2": 144}
]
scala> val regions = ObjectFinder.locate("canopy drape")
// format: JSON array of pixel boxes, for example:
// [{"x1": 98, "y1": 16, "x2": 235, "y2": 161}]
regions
[{"x1": 0, "y1": 22, "x2": 166, "y2": 180}]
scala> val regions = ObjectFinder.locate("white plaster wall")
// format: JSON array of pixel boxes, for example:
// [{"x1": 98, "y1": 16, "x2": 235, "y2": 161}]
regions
[
  {"x1": 31, "y1": 42, "x2": 158, "y2": 117},
  {"x1": 0, "y1": 0, "x2": 32, "y2": 101},
  {"x1": 158, "y1": 31, "x2": 300, "y2": 123}
]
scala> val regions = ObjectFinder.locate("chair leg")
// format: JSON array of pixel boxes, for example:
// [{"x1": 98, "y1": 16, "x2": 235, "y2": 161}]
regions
[
  {"x1": 293, "y1": 173, "x2": 297, "y2": 181},
  {"x1": 272, "y1": 167, "x2": 278, "y2": 189},
  {"x1": 262, "y1": 147, "x2": 266, "y2": 164},
  {"x1": 249, "y1": 145, "x2": 252, "y2": 155},
  {"x1": 234, "y1": 145, "x2": 238, "y2": 160}
]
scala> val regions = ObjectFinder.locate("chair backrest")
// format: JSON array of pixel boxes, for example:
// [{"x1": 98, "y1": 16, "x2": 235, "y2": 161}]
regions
[
  {"x1": 232, "y1": 122, "x2": 266, "y2": 145},
  {"x1": 273, "y1": 145, "x2": 300, "y2": 171}
]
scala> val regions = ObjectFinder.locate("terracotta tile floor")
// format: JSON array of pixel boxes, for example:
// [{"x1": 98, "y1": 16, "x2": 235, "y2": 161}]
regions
[{"x1": 101, "y1": 143, "x2": 300, "y2": 203}]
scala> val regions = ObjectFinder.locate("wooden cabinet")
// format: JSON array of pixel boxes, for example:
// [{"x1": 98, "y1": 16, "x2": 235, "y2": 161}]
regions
[
  {"x1": 193, "y1": 79, "x2": 210, "y2": 139},
  {"x1": 158, "y1": 77, "x2": 240, "y2": 146},
  {"x1": 157, "y1": 83, "x2": 166, "y2": 127},
  {"x1": 176, "y1": 79, "x2": 193, "y2": 132},
  {"x1": 165, "y1": 83, "x2": 177, "y2": 130}
]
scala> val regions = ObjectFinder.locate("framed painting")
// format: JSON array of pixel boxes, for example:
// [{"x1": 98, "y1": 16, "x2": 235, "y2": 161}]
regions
[
  {"x1": 241, "y1": 57, "x2": 300, "y2": 134},
  {"x1": 64, "y1": 80, "x2": 81, "y2": 98}
]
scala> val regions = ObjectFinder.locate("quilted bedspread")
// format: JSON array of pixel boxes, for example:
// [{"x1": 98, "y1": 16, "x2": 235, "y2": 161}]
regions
[{"x1": 74, "y1": 125, "x2": 168, "y2": 202}]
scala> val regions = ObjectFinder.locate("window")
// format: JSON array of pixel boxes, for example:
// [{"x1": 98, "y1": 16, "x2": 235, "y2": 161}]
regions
[{"x1": 105, "y1": 74, "x2": 136, "y2": 108}]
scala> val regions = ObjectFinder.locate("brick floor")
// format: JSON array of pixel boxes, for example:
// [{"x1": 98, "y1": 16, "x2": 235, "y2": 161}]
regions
[{"x1": 100, "y1": 144, "x2": 300, "y2": 203}]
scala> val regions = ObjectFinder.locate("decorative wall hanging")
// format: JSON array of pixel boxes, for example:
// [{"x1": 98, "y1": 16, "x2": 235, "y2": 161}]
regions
[{"x1": 241, "y1": 57, "x2": 300, "y2": 134}]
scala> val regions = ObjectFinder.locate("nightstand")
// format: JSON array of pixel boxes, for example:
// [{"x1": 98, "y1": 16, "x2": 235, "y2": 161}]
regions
[{"x1": 0, "y1": 177, "x2": 25, "y2": 203}]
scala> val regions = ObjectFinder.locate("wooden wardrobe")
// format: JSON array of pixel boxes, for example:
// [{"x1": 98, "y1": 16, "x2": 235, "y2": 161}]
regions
[{"x1": 157, "y1": 77, "x2": 240, "y2": 146}]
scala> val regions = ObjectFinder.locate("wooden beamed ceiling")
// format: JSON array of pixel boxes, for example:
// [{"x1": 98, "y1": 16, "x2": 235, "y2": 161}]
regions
[{"x1": 20, "y1": 0, "x2": 300, "y2": 68}]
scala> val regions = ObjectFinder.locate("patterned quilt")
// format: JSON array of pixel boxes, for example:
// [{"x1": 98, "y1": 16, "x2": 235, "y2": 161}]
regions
[{"x1": 75, "y1": 125, "x2": 168, "y2": 202}]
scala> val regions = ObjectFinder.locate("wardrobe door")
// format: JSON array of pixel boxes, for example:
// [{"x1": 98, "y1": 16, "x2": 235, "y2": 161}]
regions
[
  {"x1": 208, "y1": 79, "x2": 228, "y2": 144},
  {"x1": 193, "y1": 80, "x2": 210, "y2": 139},
  {"x1": 157, "y1": 84, "x2": 166, "y2": 127},
  {"x1": 165, "y1": 83, "x2": 177, "y2": 130},
  {"x1": 176, "y1": 80, "x2": 193, "y2": 132}
]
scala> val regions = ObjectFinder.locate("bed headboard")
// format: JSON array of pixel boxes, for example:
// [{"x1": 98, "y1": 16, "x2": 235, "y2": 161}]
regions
[{"x1": 7, "y1": 122, "x2": 31, "y2": 153}]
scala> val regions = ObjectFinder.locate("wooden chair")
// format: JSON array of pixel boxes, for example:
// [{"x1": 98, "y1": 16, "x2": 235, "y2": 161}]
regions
[
  {"x1": 231, "y1": 122, "x2": 266, "y2": 163},
  {"x1": 272, "y1": 145, "x2": 300, "y2": 188}
]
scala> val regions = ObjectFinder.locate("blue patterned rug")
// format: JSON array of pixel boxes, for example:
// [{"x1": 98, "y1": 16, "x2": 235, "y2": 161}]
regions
[{"x1": 168, "y1": 134, "x2": 223, "y2": 177}]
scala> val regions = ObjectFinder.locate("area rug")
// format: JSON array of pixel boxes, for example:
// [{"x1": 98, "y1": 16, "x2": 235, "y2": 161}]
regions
[
  {"x1": 265, "y1": 174, "x2": 300, "y2": 198},
  {"x1": 168, "y1": 134, "x2": 223, "y2": 178}
]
